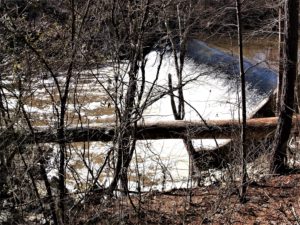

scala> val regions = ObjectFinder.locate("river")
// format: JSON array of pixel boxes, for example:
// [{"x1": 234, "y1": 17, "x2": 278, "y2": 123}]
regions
[
  {"x1": 43, "y1": 38, "x2": 277, "y2": 193},
  {"x1": 6, "y1": 36, "x2": 279, "y2": 193},
  {"x1": 206, "y1": 36, "x2": 279, "y2": 69}
]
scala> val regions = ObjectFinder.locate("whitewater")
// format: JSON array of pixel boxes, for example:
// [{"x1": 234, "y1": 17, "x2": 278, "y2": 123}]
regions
[{"x1": 44, "y1": 39, "x2": 277, "y2": 192}]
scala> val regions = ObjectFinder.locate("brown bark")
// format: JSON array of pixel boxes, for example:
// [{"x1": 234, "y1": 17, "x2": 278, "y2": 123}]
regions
[
  {"x1": 6, "y1": 116, "x2": 300, "y2": 144},
  {"x1": 276, "y1": 3, "x2": 284, "y2": 114},
  {"x1": 236, "y1": 0, "x2": 247, "y2": 202},
  {"x1": 270, "y1": 0, "x2": 299, "y2": 174},
  {"x1": 108, "y1": 0, "x2": 152, "y2": 194}
]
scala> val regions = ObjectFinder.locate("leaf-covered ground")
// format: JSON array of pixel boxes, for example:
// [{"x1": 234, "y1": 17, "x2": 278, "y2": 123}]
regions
[{"x1": 73, "y1": 173, "x2": 300, "y2": 225}]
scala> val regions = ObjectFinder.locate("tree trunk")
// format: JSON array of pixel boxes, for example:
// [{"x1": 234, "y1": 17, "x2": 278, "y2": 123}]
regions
[
  {"x1": 270, "y1": 0, "x2": 299, "y2": 174},
  {"x1": 165, "y1": 1, "x2": 202, "y2": 180},
  {"x1": 0, "y1": 154, "x2": 9, "y2": 199},
  {"x1": 276, "y1": 3, "x2": 285, "y2": 115},
  {"x1": 236, "y1": 0, "x2": 248, "y2": 203},
  {"x1": 108, "y1": 59, "x2": 139, "y2": 194},
  {"x1": 5, "y1": 116, "x2": 300, "y2": 143}
]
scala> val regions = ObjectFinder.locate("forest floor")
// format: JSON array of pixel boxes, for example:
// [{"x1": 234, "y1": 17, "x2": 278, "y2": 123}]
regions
[{"x1": 75, "y1": 173, "x2": 300, "y2": 225}]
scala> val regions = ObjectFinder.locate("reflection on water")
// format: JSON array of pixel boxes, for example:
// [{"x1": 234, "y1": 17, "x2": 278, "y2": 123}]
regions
[{"x1": 205, "y1": 36, "x2": 279, "y2": 70}]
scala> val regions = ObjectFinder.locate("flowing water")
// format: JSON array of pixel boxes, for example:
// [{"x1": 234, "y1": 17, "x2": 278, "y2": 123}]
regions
[
  {"x1": 205, "y1": 36, "x2": 279, "y2": 69},
  {"x1": 59, "y1": 39, "x2": 278, "y2": 192},
  {"x1": 15, "y1": 37, "x2": 279, "y2": 193}
]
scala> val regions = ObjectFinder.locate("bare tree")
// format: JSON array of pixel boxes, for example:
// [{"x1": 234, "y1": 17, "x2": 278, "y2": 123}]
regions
[
  {"x1": 276, "y1": 1, "x2": 285, "y2": 114},
  {"x1": 235, "y1": 0, "x2": 248, "y2": 203},
  {"x1": 161, "y1": 0, "x2": 205, "y2": 177},
  {"x1": 105, "y1": 0, "x2": 166, "y2": 194},
  {"x1": 270, "y1": 0, "x2": 299, "y2": 174},
  {"x1": 0, "y1": 1, "x2": 95, "y2": 223}
]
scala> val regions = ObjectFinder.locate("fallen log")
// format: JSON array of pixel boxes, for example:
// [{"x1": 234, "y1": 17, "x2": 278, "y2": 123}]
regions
[{"x1": 2, "y1": 116, "x2": 300, "y2": 144}]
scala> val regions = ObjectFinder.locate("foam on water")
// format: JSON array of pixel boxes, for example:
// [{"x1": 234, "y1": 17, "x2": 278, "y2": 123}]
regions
[{"x1": 47, "y1": 40, "x2": 277, "y2": 192}]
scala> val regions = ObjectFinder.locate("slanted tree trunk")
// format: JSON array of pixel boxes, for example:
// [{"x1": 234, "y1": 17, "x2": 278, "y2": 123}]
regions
[
  {"x1": 108, "y1": 0, "x2": 153, "y2": 195},
  {"x1": 108, "y1": 65, "x2": 139, "y2": 194},
  {"x1": 270, "y1": 0, "x2": 299, "y2": 174}
]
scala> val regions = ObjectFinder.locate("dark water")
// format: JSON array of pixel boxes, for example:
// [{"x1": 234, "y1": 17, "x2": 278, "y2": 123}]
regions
[{"x1": 204, "y1": 36, "x2": 279, "y2": 70}]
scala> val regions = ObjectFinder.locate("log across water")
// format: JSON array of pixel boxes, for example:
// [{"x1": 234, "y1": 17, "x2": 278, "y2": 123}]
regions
[{"x1": 4, "y1": 116, "x2": 300, "y2": 144}]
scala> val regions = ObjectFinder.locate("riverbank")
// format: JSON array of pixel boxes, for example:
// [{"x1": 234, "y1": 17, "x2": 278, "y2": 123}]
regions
[{"x1": 71, "y1": 173, "x2": 300, "y2": 224}]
